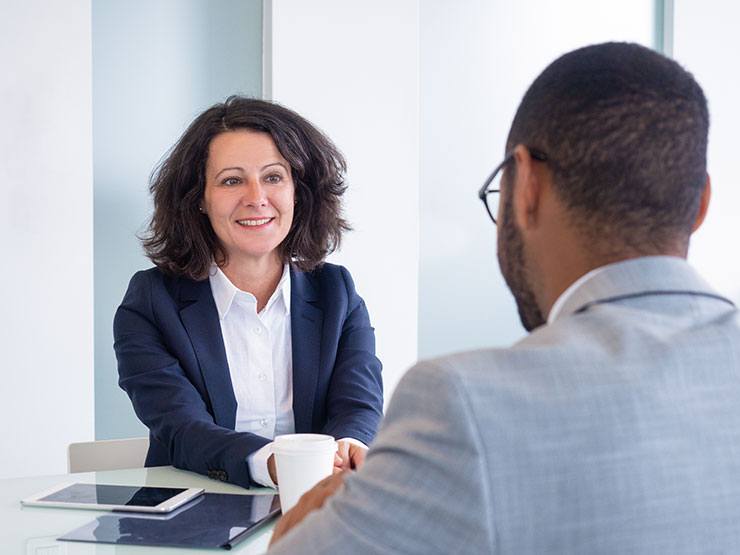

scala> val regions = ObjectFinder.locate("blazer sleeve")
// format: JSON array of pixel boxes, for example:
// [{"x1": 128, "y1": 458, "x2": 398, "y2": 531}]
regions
[
  {"x1": 113, "y1": 271, "x2": 270, "y2": 488},
  {"x1": 320, "y1": 266, "x2": 384, "y2": 446},
  {"x1": 268, "y1": 360, "x2": 496, "y2": 554}
]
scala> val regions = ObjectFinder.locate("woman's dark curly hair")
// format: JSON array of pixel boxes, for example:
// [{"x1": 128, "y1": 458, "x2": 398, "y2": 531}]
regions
[{"x1": 142, "y1": 96, "x2": 350, "y2": 279}]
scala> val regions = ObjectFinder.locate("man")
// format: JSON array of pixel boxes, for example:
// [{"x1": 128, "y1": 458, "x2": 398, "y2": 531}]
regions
[{"x1": 268, "y1": 42, "x2": 740, "y2": 553}]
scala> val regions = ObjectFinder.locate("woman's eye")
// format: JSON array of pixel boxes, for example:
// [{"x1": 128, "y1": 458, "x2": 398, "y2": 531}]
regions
[
  {"x1": 221, "y1": 177, "x2": 241, "y2": 186},
  {"x1": 264, "y1": 174, "x2": 283, "y2": 184}
]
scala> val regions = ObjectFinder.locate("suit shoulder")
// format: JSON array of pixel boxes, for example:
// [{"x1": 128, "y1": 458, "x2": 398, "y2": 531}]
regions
[
  {"x1": 121, "y1": 266, "x2": 191, "y2": 307},
  {"x1": 404, "y1": 348, "x2": 543, "y2": 396},
  {"x1": 302, "y1": 262, "x2": 359, "y2": 296},
  {"x1": 391, "y1": 357, "x2": 467, "y2": 406},
  {"x1": 308, "y1": 262, "x2": 352, "y2": 281},
  {"x1": 381, "y1": 358, "x2": 487, "y2": 453},
  {"x1": 124, "y1": 266, "x2": 168, "y2": 292}
]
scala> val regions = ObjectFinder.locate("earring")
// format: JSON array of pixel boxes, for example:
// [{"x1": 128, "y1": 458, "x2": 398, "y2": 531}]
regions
[{"x1": 199, "y1": 206, "x2": 206, "y2": 214}]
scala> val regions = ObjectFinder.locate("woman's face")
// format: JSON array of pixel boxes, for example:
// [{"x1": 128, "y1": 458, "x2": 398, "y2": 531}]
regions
[{"x1": 203, "y1": 130, "x2": 295, "y2": 267}]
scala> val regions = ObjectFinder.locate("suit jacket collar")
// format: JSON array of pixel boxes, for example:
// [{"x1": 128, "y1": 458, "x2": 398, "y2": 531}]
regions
[
  {"x1": 175, "y1": 276, "x2": 237, "y2": 429},
  {"x1": 178, "y1": 274, "x2": 208, "y2": 302},
  {"x1": 290, "y1": 265, "x2": 319, "y2": 302},
  {"x1": 290, "y1": 266, "x2": 323, "y2": 433},
  {"x1": 551, "y1": 256, "x2": 734, "y2": 323}
]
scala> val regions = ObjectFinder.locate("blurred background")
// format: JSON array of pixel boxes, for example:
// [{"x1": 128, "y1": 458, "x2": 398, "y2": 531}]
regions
[{"x1": 1, "y1": 0, "x2": 737, "y2": 479}]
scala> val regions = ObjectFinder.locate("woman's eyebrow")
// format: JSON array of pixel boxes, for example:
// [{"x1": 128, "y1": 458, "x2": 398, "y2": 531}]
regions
[
  {"x1": 214, "y1": 166, "x2": 244, "y2": 178},
  {"x1": 213, "y1": 162, "x2": 288, "y2": 178},
  {"x1": 261, "y1": 162, "x2": 289, "y2": 171}
]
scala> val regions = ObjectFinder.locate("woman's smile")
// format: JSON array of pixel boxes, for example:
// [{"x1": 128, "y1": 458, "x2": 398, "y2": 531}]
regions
[{"x1": 236, "y1": 217, "x2": 276, "y2": 228}]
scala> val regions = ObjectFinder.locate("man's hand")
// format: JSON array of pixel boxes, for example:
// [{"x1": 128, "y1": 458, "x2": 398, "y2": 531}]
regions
[
  {"x1": 334, "y1": 440, "x2": 367, "y2": 473},
  {"x1": 269, "y1": 471, "x2": 347, "y2": 547}
]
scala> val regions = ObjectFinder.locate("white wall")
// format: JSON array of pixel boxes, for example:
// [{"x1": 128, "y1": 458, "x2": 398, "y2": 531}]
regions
[
  {"x1": 418, "y1": 0, "x2": 655, "y2": 358},
  {"x1": 673, "y1": 4, "x2": 740, "y2": 302},
  {"x1": 267, "y1": 0, "x2": 420, "y2": 399},
  {"x1": 0, "y1": 0, "x2": 94, "y2": 478}
]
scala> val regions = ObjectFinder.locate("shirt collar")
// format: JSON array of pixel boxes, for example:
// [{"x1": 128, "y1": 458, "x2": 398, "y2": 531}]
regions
[
  {"x1": 208, "y1": 263, "x2": 291, "y2": 320},
  {"x1": 271, "y1": 264, "x2": 292, "y2": 316},
  {"x1": 546, "y1": 265, "x2": 609, "y2": 324}
]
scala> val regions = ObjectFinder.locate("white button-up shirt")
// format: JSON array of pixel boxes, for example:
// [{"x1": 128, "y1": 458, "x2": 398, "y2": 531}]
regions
[
  {"x1": 209, "y1": 264, "x2": 294, "y2": 486},
  {"x1": 209, "y1": 263, "x2": 367, "y2": 487}
]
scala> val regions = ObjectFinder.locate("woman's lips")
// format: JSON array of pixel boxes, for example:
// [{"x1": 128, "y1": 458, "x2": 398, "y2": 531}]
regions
[{"x1": 236, "y1": 217, "x2": 275, "y2": 228}]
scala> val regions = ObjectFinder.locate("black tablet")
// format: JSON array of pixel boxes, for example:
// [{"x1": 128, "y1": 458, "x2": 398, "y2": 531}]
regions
[{"x1": 59, "y1": 492, "x2": 281, "y2": 549}]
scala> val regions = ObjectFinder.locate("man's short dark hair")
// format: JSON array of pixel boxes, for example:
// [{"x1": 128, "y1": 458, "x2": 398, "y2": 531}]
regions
[
  {"x1": 142, "y1": 96, "x2": 350, "y2": 279},
  {"x1": 507, "y1": 42, "x2": 709, "y2": 254}
]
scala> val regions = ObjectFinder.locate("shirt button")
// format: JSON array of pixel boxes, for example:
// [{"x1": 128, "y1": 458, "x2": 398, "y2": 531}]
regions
[
  {"x1": 260, "y1": 418, "x2": 268, "y2": 427},
  {"x1": 253, "y1": 326, "x2": 262, "y2": 335},
  {"x1": 258, "y1": 373, "x2": 267, "y2": 381}
]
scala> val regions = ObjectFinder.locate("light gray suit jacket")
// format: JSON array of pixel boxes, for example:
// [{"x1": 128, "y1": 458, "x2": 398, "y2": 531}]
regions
[{"x1": 269, "y1": 257, "x2": 740, "y2": 554}]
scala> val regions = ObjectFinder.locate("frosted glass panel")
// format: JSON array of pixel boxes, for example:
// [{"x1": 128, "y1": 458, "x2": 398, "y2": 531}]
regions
[
  {"x1": 93, "y1": 0, "x2": 263, "y2": 439},
  {"x1": 673, "y1": 4, "x2": 740, "y2": 303},
  {"x1": 419, "y1": 0, "x2": 655, "y2": 358}
]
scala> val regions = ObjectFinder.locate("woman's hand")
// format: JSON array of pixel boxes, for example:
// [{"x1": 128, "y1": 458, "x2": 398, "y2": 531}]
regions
[
  {"x1": 334, "y1": 440, "x2": 367, "y2": 472},
  {"x1": 269, "y1": 471, "x2": 347, "y2": 547}
]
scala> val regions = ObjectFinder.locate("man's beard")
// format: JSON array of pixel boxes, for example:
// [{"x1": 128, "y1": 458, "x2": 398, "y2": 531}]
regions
[{"x1": 497, "y1": 192, "x2": 545, "y2": 332}]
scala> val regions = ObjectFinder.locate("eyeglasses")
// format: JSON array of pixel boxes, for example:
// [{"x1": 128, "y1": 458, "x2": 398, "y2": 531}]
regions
[{"x1": 478, "y1": 148, "x2": 548, "y2": 225}]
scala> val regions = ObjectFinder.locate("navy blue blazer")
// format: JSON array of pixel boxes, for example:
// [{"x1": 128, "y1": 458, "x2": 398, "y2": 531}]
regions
[{"x1": 113, "y1": 263, "x2": 383, "y2": 488}]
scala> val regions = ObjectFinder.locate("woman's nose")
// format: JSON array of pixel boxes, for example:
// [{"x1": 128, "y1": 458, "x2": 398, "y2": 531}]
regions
[{"x1": 241, "y1": 179, "x2": 267, "y2": 207}]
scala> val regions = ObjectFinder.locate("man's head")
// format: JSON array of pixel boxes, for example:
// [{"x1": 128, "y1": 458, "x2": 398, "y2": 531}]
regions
[{"x1": 496, "y1": 42, "x2": 710, "y2": 331}]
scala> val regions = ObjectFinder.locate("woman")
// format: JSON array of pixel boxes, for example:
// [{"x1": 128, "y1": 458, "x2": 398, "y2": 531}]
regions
[{"x1": 114, "y1": 97, "x2": 383, "y2": 488}]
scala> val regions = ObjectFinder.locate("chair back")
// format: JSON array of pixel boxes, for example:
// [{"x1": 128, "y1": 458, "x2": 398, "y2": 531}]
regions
[{"x1": 67, "y1": 437, "x2": 149, "y2": 473}]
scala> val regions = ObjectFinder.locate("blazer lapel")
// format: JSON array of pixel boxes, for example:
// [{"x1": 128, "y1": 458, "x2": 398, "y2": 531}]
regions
[
  {"x1": 290, "y1": 267, "x2": 323, "y2": 433},
  {"x1": 177, "y1": 277, "x2": 237, "y2": 429}
]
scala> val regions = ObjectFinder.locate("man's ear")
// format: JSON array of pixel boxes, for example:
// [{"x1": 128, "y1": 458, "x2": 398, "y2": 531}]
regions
[
  {"x1": 691, "y1": 174, "x2": 711, "y2": 233},
  {"x1": 511, "y1": 144, "x2": 542, "y2": 230}
]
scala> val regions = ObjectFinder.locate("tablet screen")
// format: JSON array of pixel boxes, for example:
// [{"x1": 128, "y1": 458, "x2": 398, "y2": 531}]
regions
[{"x1": 41, "y1": 484, "x2": 188, "y2": 507}]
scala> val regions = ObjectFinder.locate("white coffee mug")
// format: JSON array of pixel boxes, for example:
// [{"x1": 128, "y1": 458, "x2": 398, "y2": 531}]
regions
[{"x1": 272, "y1": 433, "x2": 337, "y2": 513}]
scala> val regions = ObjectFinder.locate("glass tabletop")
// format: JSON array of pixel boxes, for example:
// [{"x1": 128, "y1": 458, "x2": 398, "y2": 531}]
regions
[{"x1": 2, "y1": 465, "x2": 276, "y2": 554}]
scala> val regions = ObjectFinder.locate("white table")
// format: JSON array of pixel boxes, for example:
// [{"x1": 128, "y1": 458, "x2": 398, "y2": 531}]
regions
[{"x1": 1, "y1": 466, "x2": 277, "y2": 554}]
